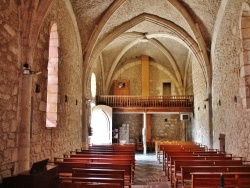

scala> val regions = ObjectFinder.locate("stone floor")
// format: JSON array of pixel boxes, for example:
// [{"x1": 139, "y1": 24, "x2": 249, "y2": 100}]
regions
[{"x1": 132, "y1": 152, "x2": 171, "y2": 188}]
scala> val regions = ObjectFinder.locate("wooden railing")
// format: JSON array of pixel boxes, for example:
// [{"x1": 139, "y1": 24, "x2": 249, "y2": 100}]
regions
[{"x1": 96, "y1": 95, "x2": 193, "y2": 108}]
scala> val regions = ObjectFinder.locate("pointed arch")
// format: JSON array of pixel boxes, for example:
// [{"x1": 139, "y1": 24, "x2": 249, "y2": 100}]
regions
[
  {"x1": 85, "y1": 13, "x2": 209, "y2": 95},
  {"x1": 83, "y1": 0, "x2": 211, "y2": 95}
]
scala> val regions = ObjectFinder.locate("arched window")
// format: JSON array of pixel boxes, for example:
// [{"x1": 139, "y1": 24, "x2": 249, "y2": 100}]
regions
[
  {"x1": 46, "y1": 23, "x2": 59, "y2": 128},
  {"x1": 91, "y1": 73, "x2": 96, "y2": 98}
]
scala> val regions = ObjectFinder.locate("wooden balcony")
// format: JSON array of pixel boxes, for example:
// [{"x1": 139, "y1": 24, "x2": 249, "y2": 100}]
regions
[{"x1": 96, "y1": 95, "x2": 194, "y2": 113}]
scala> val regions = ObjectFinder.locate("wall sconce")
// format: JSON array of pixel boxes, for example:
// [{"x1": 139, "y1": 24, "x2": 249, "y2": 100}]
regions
[
  {"x1": 23, "y1": 63, "x2": 42, "y2": 75},
  {"x1": 23, "y1": 63, "x2": 31, "y2": 74}
]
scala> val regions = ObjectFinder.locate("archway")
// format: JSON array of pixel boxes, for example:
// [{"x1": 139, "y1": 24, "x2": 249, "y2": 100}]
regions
[{"x1": 90, "y1": 105, "x2": 112, "y2": 144}]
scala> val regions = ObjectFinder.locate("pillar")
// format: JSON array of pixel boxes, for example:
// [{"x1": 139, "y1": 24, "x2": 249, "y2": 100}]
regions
[
  {"x1": 143, "y1": 112, "x2": 147, "y2": 154},
  {"x1": 18, "y1": 75, "x2": 31, "y2": 173}
]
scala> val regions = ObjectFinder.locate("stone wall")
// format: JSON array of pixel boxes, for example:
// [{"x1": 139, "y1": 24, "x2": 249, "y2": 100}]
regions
[
  {"x1": 30, "y1": 0, "x2": 83, "y2": 164},
  {"x1": 212, "y1": 0, "x2": 250, "y2": 159},
  {"x1": 113, "y1": 114, "x2": 143, "y2": 143},
  {"x1": 113, "y1": 114, "x2": 183, "y2": 146},
  {"x1": 151, "y1": 114, "x2": 182, "y2": 141},
  {"x1": 109, "y1": 57, "x2": 189, "y2": 147},
  {"x1": 0, "y1": 1, "x2": 20, "y2": 181},
  {"x1": 149, "y1": 63, "x2": 179, "y2": 95},
  {"x1": 110, "y1": 59, "x2": 182, "y2": 96},
  {"x1": 191, "y1": 55, "x2": 210, "y2": 147}
]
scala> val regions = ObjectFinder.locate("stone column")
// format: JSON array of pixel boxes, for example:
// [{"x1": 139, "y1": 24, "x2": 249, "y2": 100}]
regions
[
  {"x1": 81, "y1": 100, "x2": 88, "y2": 149},
  {"x1": 18, "y1": 75, "x2": 31, "y2": 173}
]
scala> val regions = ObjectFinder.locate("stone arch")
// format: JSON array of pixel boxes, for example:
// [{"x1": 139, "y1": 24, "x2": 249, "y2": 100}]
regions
[
  {"x1": 85, "y1": 13, "x2": 209, "y2": 96},
  {"x1": 28, "y1": 0, "x2": 82, "y2": 61},
  {"x1": 239, "y1": 2, "x2": 250, "y2": 109},
  {"x1": 84, "y1": 0, "x2": 210, "y2": 96},
  {"x1": 105, "y1": 36, "x2": 183, "y2": 94},
  {"x1": 183, "y1": 51, "x2": 193, "y2": 95}
]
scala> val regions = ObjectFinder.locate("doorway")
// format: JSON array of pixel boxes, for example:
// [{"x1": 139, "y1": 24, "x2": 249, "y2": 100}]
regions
[
  {"x1": 90, "y1": 105, "x2": 112, "y2": 144},
  {"x1": 163, "y1": 82, "x2": 171, "y2": 95}
]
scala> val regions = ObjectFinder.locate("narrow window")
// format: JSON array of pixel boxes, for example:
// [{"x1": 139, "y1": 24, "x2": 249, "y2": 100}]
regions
[
  {"x1": 46, "y1": 23, "x2": 59, "y2": 128},
  {"x1": 91, "y1": 73, "x2": 96, "y2": 98}
]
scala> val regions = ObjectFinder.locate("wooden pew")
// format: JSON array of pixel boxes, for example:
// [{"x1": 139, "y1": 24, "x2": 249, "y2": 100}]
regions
[
  {"x1": 54, "y1": 161, "x2": 133, "y2": 188},
  {"x1": 165, "y1": 152, "x2": 228, "y2": 179},
  {"x1": 155, "y1": 141, "x2": 204, "y2": 163},
  {"x1": 54, "y1": 157, "x2": 135, "y2": 174},
  {"x1": 55, "y1": 157, "x2": 134, "y2": 165},
  {"x1": 177, "y1": 165, "x2": 250, "y2": 188},
  {"x1": 168, "y1": 155, "x2": 236, "y2": 180},
  {"x1": 164, "y1": 150, "x2": 219, "y2": 167},
  {"x1": 72, "y1": 168, "x2": 125, "y2": 178},
  {"x1": 79, "y1": 149, "x2": 135, "y2": 153},
  {"x1": 60, "y1": 168, "x2": 125, "y2": 188},
  {"x1": 87, "y1": 144, "x2": 135, "y2": 152},
  {"x1": 72, "y1": 151, "x2": 134, "y2": 156},
  {"x1": 163, "y1": 150, "x2": 219, "y2": 172},
  {"x1": 66, "y1": 154, "x2": 135, "y2": 163},
  {"x1": 170, "y1": 160, "x2": 244, "y2": 186},
  {"x1": 59, "y1": 176, "x2": 124, "y2": 188},
  {"x1": 158, "y1": 143, "x2": 206, "y2": 164},
  {"x1": 190, "y1": 172, "x2": 250, "y2": 188}
]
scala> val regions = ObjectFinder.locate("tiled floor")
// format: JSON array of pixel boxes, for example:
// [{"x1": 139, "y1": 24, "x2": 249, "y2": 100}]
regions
[{"x1": 132, "y1": 152, "x2": 171, "y2": 188}]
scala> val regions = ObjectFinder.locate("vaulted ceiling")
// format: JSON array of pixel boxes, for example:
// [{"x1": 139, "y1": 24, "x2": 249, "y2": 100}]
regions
[{"x1": 69, "y1": 0, "x2": 220, "y2": 93}]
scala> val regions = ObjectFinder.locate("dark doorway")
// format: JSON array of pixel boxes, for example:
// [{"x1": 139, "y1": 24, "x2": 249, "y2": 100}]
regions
[{"x1": 163, "y1": 82, "x2": 171, "y2": 95}]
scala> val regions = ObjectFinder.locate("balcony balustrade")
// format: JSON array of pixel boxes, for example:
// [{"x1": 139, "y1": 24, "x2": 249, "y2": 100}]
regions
[{"x1": 96, "y1": 95, "x2": 193, "y2": 112}]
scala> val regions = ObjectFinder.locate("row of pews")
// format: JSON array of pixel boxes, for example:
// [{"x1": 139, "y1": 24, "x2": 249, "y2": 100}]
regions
[
  {"x1": 53, "y1": 143, "x2": 135, "y2": 188},
  {"x1": 156, "y1": 141, "x2": 250, "y2": 188}
]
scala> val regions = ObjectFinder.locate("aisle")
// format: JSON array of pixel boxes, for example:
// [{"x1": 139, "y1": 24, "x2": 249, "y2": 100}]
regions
[{"x1": 132, "y1": 153, "x2": 171, "y2": 188}]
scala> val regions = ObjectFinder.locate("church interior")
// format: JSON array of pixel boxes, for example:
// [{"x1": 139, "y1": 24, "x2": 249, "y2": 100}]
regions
[{"x1": 1, "y1": 0, "x2": 250, "y2": 187}]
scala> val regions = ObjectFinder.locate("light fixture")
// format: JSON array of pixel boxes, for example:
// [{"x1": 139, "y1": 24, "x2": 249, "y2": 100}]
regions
[
  {"x1": 117, "y1": 82, "x2": 125, "y2": 88},
  {"x1": 85, "y1": 98, "x2": 91, "y2": 102},
  {"x1": 23, "y1": 63, "x2": 31, "y2": 74},
  {"x1": 23, "y1": 63, "x2": 42, "y2": 75}
]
